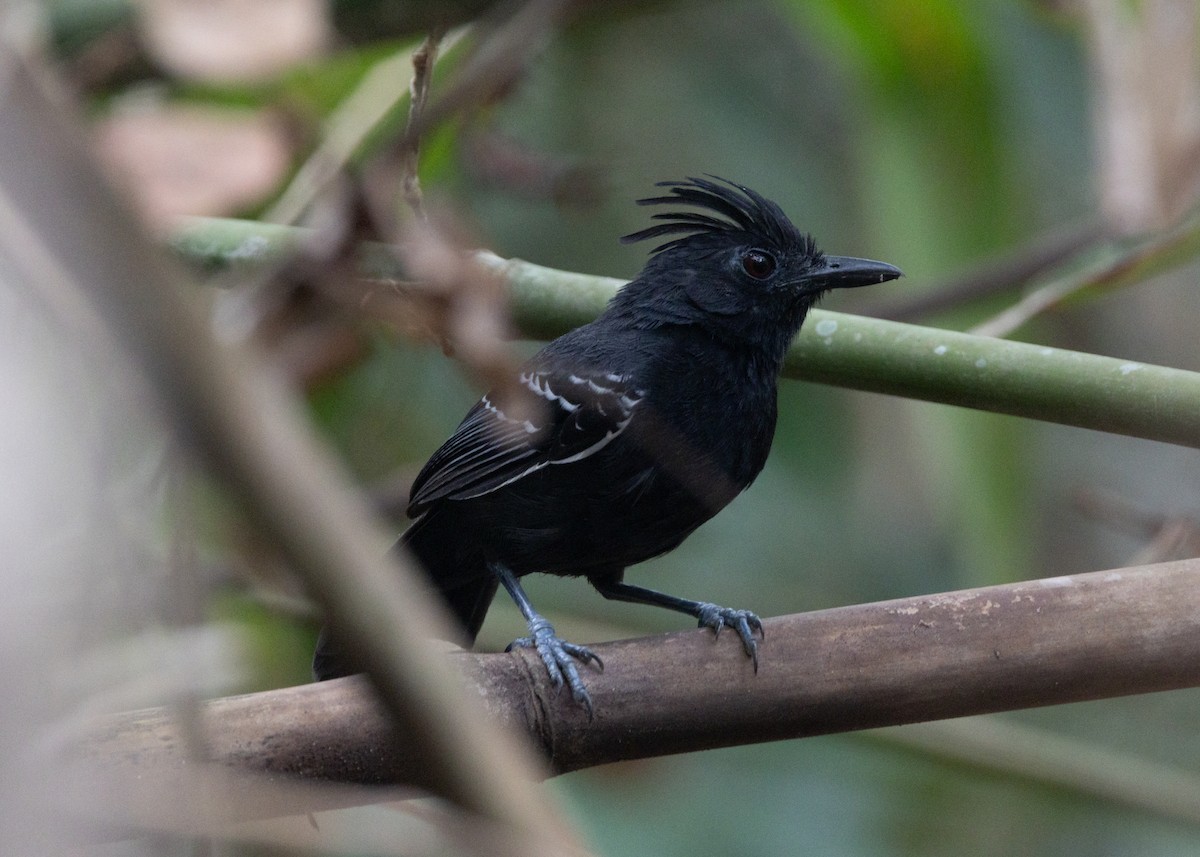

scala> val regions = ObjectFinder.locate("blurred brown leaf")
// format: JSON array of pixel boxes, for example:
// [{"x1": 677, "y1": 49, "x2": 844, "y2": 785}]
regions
[
  {"x1": 135, "y1": 0, "x2": 330, "y2": 82},
  {"x1": 396, "y1": 213, "x2": 536, "y2": 423},
  {"x1": 398, "y1": 216, "x2": 511, "y2": 357},
  {"x1": 94, "y1": 104, "x2": 292, "y2": 224}
]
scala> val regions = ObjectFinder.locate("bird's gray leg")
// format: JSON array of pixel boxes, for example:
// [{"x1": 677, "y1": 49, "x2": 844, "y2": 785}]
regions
[
  {"x1": 590, "y1": 578, "x2": 763, "y2": 671},
  {"x1": 492, "y1": 562, "x2": 603, "y2": 715}
]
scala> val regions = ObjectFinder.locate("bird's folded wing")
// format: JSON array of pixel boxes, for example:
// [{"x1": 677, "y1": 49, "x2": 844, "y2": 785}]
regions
[{"x1": 406, "y1": 369, "x2": 644, "y2": 515}]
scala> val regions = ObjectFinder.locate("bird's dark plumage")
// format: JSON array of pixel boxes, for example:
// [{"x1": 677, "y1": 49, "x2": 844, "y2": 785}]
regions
[
  {"x1": 314, "y1": 176, "x2": 901, "y2": 712},
  {"x1": 621, "y1": 175, "x2": 816, "y2": 255}
]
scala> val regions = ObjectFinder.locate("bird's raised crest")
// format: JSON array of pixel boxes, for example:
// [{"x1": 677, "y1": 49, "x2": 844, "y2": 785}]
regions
[{"x1": 621, "y1": 175, "x2": 818, "y2": 256}]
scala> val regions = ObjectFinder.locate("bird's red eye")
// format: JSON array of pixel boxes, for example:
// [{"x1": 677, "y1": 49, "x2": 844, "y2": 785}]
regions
[{"x1": 741, "y1": 250, "x2": 777, "y2": 280}]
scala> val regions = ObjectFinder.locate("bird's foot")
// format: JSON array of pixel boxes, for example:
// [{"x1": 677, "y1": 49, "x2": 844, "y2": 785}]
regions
[
  {"x1": 507, "y1": 616, "x2": 604, "y2": 717},
  {"x1": 695, "y1": 603, "x2": 764, "y2": 672}
]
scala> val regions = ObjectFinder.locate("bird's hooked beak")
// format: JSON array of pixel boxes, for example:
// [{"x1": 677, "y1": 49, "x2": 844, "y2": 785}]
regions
[{"x1": 804, "y1": 255, "x2": 903, "y2": 293}]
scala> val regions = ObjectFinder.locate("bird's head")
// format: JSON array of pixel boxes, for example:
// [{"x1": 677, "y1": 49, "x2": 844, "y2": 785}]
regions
[{"x1": 613, "y1": 176, "x2": 901, "y2": 360}]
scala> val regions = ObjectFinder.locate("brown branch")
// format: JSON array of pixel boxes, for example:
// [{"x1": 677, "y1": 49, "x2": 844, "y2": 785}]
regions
[
  {"x1": 0, "y1": 54, "x2": 586, "y2": 854},
  {"x1": 400, "y1": 30, "x2": 443, "y2": 221},
  {"x1": 399, "y1": 0, "x2": 576, "y2": 149},
  {"x1": 970, "y1": 208, "x2": 1200, "y2": 337},
  {"x1": 858, "y1": 219, "x2": 1107, "y2": 321},
  {"x1": 83, "y1": 559, "x2": 1200, "y2": 815}
]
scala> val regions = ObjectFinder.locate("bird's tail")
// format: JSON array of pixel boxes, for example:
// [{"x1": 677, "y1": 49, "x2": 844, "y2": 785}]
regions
[
  {"x1": 312, "y1": 510, "x2": 497, "y2": 681},
  {"x1": 311, "y1": 624, "x2": 355, "y2": 681},
  {"x1": 401, "y1": 506, "x2": 498, "y2": 643},
  {"x1": 438, "y1": 575, "x2": 500, "y2": 643}
]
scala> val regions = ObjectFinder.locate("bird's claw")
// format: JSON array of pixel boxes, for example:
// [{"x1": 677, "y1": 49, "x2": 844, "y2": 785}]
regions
[
  {"x1": 695, "y1": 603, "x2": 764, "y2": 672},
  {"x1": 506, "y1": 617, "x2": 603, "y2": 717}
]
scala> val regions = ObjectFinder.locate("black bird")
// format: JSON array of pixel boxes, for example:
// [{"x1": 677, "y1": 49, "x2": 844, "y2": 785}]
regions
[{"x1": 314, "y1": 176, "x2": 901, "y2": 713}]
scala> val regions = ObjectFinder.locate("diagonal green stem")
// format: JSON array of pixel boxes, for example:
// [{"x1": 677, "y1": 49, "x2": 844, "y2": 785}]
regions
[
  {"x1": 970, "y1": 212, "x2": 1200, "y2": 338},
  {"x1": 171, "y1": 217, "x2": 1200, "y2": 451}
]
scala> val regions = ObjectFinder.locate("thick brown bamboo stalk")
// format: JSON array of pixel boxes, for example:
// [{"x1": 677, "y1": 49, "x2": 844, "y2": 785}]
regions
[{"x1": 83, "y1": 558, "x2": 1200, "y2": 810}]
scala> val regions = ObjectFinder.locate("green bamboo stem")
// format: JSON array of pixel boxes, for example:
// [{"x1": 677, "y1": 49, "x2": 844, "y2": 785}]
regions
[
  {"x1": 784, "y1": 311, "x2": 1200, "y2": 448},
  {"x1": 172, "y1": 217, "x2": 1200, "y2": 450}
]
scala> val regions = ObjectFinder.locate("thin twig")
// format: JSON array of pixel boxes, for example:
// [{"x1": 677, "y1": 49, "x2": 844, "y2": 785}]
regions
[
  {"x1": 1073, "y1": 487, "x2": 1200, "y2": 565},
  {"x1": 360, "y1": 0, "x2": 573, "y2": 237},
  {"x1": 867, "y1": 715, "x2": 1200, "y2": 828},
  {"x1": 262, "y1": 37, "x2": 456, "y2": 227},
  {"x1": 401, "y1": 30, "x2": 445, "y2": 221},
  {"x1": 859, "y1": 219, "x2": 1106, "y2": 321},
  {"x1": 399, "y1": 0, "x2": 576, "y2": 149},
  {"x1": 970, "y1": 208, "x2": 1200, "y2": 337}
]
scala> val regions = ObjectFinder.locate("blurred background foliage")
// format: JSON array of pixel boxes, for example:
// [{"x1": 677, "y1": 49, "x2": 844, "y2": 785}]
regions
[{"x1": 30, "y1": 0, "x2": 1200, "y2": 854}]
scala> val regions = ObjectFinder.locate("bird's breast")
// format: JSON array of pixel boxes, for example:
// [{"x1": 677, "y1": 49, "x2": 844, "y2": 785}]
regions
[{"x1": 648, "y1": 342, "x2": 780, "y2": 485}]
